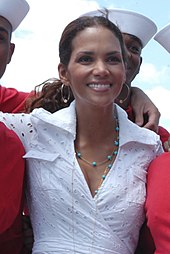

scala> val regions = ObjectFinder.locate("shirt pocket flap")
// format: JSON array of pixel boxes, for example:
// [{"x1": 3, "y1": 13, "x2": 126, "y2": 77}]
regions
[{"x1": 23, "y1": 150, "x2": 60, "y2": 162}]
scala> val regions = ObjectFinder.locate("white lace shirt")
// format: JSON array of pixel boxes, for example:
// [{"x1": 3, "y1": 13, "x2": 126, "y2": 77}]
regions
[{"x1": 0, "y1": 102, "x2": 163, "y2": 254}]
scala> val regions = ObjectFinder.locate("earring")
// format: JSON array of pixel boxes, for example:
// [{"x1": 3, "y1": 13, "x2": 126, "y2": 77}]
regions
[
  {"x1": 61, "y1": 84, "x2": 71, "y2": 104},
  {"x1": 119, "y1": 83, "x2": 130, "y2": 104}
]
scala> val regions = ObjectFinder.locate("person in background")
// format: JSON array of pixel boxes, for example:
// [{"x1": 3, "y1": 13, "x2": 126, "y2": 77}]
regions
[
  {"x1": 0, "y1": 13, "x2": 164, "y2": 253},
  {"x1": 154, "y1": 23, "x2": 170, "y2": 53},
  {"x1": 0, "y1": 0, "x2": 31, "y2": 113},
  {"x1": 154, "y1": 23, "x2": 170, "y2": 152},
  {"x1": 0, "y1": 0, "x2": 32, "y2": 253},
  {"x1": 145, "y1": 23, "x2": 170, "y2": 254}
]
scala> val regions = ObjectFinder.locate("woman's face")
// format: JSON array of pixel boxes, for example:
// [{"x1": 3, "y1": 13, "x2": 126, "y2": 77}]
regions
[{"x1": 59, "y1": 25, "x2": 126, "y2": 109}]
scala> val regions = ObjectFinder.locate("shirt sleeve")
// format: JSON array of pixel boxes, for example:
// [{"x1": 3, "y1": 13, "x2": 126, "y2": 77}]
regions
[
  {"x1": 0, "y1": 111, "x2": 35, "y2": 150},
  {"x1": 0, "y1": 85, "x2": 30, "y2": 113},
  {"x1": 0, "y1": 122, "x2": 25, "y2": 233}
]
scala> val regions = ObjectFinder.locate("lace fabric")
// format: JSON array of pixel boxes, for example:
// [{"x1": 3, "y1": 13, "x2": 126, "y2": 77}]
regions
[{"x1": 0, "y1": 103, "x2": 163, "y2": 254}]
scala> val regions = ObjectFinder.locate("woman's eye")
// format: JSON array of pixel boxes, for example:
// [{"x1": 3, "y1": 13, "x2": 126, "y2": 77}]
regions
[
  {"x1": 107, "y1": 56, "x2": 121, "y2": 63},
  {"x1": 78, "y1": 55, "x2": 92, "y2": 63}
]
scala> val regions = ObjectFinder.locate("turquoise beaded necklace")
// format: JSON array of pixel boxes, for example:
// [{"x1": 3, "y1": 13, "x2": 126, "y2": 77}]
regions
[
  {"x1": 76, "y1": 115, "x2": 119, "y2": 194},
  {"x1": 76, "y1": 142, "x2": 119, "y2": 168}
]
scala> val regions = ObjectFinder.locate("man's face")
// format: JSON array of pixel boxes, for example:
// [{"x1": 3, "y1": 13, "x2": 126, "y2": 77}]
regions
[
  {"x1": 0, "y1": 16, "x2": 15, "y2": 79},
  {"x1": 122, "y1": 33, "x2": 143, "y2": 84}
]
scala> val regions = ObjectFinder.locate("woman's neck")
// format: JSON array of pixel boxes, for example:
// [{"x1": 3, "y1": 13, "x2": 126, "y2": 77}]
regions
[
  {"x1": 75, "y1": 104, "x2": 117, "y2": 142},
  {"x1": 74, "y1": 104, "x2": 119, "y2": 197}
]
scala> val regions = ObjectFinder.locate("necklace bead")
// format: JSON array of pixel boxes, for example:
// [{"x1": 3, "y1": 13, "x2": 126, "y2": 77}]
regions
[
  {"x1": 116, "y1": 126, "x2": 119, "y2": 131},
  {"x1": 77, "y1": 152, "x2": 81, "y2": 158},
  {"x1": 92, "y1": 161, "x2": 97, "y2": 167},
  {"x1": 114, "y1": 140, "x2": 119, "y2": 146},
  {"x1": 102, "y1": 175, "x2": 106, "y2": 180},
  {"x1": 108, "y1": 164, "x2": 112, "y2": 169},
  {"x1": 107, "y1": 155, "x2": 112, "y2": 160}
]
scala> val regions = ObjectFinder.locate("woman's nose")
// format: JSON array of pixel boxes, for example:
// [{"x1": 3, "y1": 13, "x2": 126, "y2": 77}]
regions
[{"x1": 93, "y1": 60, "x2": 109, "y2": 76}]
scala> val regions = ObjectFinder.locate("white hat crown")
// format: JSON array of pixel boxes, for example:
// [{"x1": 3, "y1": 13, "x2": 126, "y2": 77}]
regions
[
  {"x1": 154, "y1": 24, "x2": 170, "y2": 53},
  {"x1": 0, "y1": 0, "x2": 30, "y2": 31},
  {"x1": 81, "y1": 9, "x2": 157, "y2": 48}
]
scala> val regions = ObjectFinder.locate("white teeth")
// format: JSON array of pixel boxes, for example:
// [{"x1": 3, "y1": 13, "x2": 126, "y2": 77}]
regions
[{"x1": 88, "y1": 83, "x2": 110, "y2": 88}]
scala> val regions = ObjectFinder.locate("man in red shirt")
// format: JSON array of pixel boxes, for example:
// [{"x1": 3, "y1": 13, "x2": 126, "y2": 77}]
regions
[
  {"x1": 0, "y1": 0, "x2": 30, "y2": 113},
  {"x1": 145, "y1": 24, "x2": 170, "y2": 254},
  {"x1": 0, "y1": 0, "x2": 30, "y2": 253},
  {"x1": 0, "y1": 122, "x2": 25, "y2": 254}
]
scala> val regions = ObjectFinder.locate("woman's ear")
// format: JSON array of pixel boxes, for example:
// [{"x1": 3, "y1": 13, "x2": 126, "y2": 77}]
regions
[{"x1": 58, "y1": 63, "x2": 70, "y2": 86}]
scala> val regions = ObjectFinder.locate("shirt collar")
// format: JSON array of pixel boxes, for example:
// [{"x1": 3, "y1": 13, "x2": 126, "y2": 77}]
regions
[
  {"x1": 116, "y1": 105, "x2": 160, "y2": 146},
  {"x1": 31, "y1": 101, "x2": 159, "y2": 147},
  {"x1": 31, "y1": 101, "x2": 77, "y2": 138}
]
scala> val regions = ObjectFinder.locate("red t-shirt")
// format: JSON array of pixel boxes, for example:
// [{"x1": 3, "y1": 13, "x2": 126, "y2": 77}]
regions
[
  {"x1": 0, "y1": 86, "x2": 31, "y2": 253},
  {"x1": 145, "y1": 152, "x2": 170, "y2": 253},
  {"x1": 0, "y1": 85, "x2": 29, "y2": 113},
  {"x1": 126, "y1": 105, "x2": 170, "y2": 253},
  {"x1": 0, "y1": 122, "x2": 25, "y2": 253}
]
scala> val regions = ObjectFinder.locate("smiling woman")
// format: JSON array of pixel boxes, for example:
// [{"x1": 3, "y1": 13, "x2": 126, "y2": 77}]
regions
[
  {"x1": 0, "y1": 14, "x2": 164, "y2": 254},
  {"x1": 58, "y1": 24, "x2": 126, "y2": 108},
  {"x1": 3, "y1": 0, "x2": 170, "y2": 133}
]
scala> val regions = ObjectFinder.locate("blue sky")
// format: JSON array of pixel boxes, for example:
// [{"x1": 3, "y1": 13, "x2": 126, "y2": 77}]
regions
[{"x1": 1, "y1": 0, "x2": 170, "y2": 130}]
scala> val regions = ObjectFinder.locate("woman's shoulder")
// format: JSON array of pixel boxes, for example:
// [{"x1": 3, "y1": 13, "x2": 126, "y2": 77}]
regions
[
  {"x1": 0, "y1": 111, "x2": 31, "y2": 128},
  {"x1": 116, "y1": 105, "x2": 162, "y2": 147}
]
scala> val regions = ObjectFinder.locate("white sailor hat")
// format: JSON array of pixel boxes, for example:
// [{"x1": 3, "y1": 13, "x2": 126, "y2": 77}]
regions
[
  {"x1": 154, "y1": 23, "x2": 170, "y2": 53},
  {"x1": 81, "y1": 9, "x2": 157, "y2": 48},
  {"x1": 0, "y1": 0, "x2": 30, "y2": 31}
]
